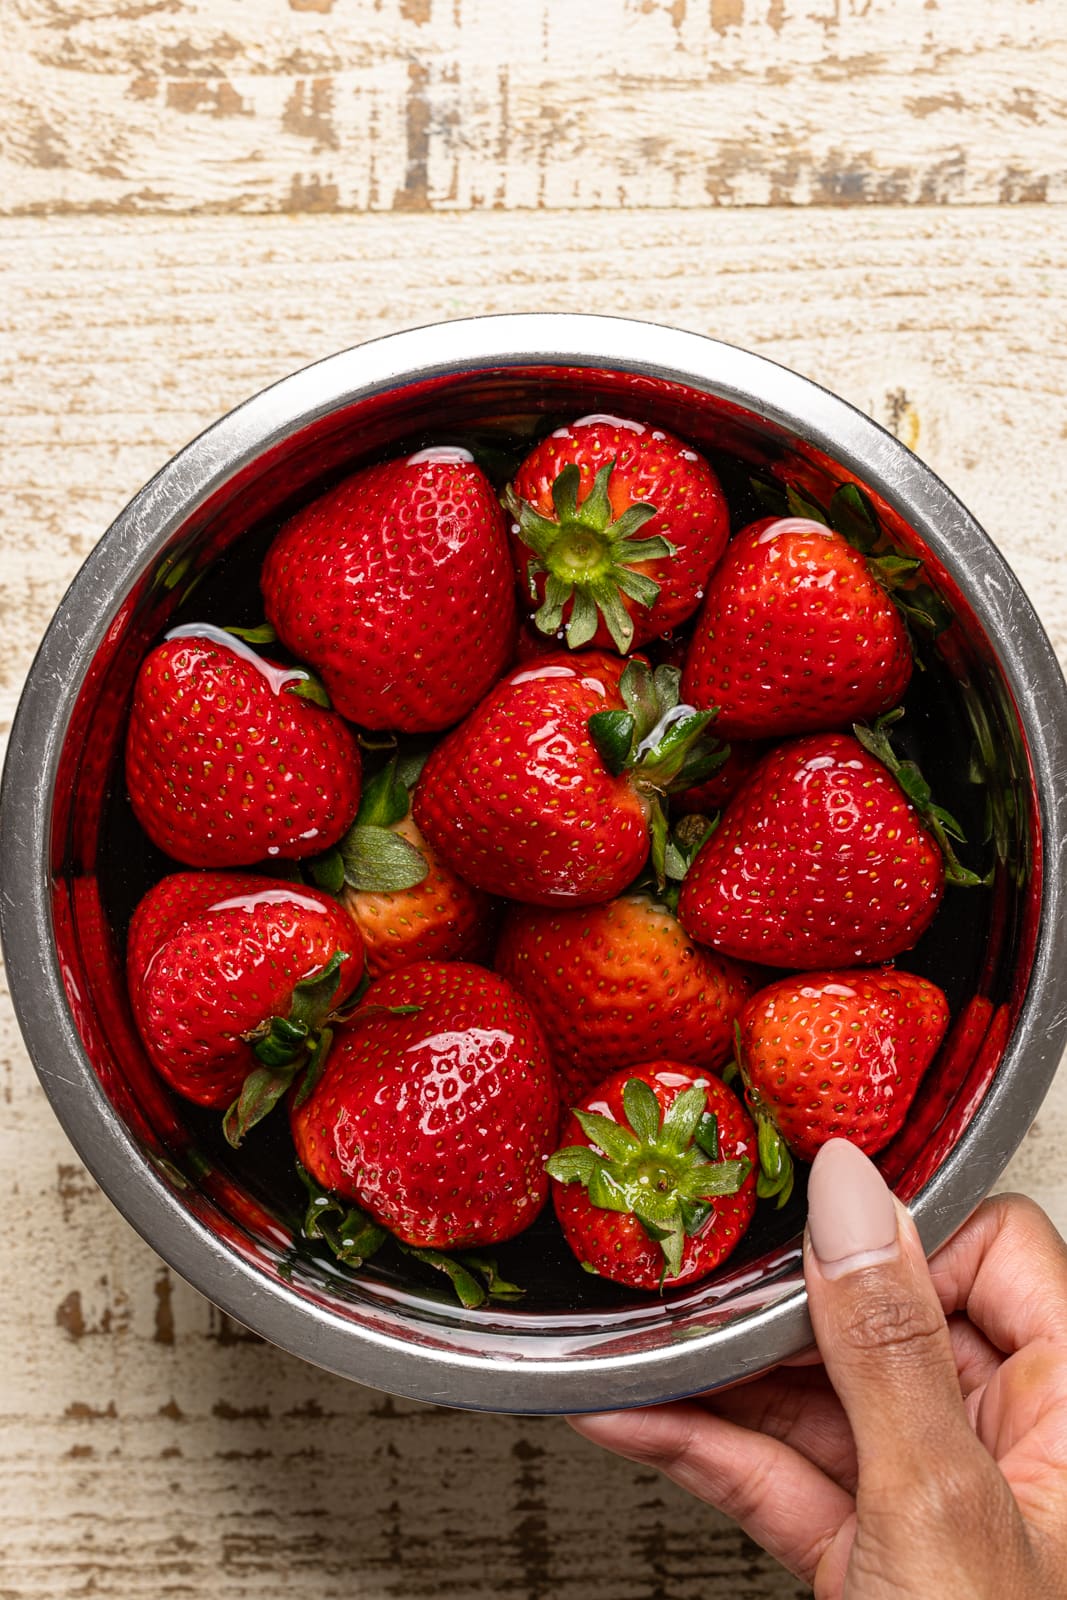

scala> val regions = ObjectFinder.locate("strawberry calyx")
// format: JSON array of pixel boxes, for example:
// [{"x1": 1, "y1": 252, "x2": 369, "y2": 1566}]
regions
[
  {"x1": 630, "y1": 812, "x2": 718, "y2": 914},
  {"x1": 589, "y1": 659, "x2": 727, "y2": 888},
  {"x1": 314, "y1": 756, "x2": 429, "y2": 897},
  {"x1": 396, "y1": 1246, "x2": 525, "y2": 1309},
  {"x1": 296, "y1": 1164, "x2": 524, "y2": 1307},
  {"x1": 223, "y1": 952, "x2": 348, "y2": 1148},
  {"x1": 297, "y1": 1161, "x2": 389, "y2": 1267},
  {"x1": 730, "y1": 1023, "x2": 795, "y2": 1209},
  {"x1": 547, "y1": 1077, "x2": 751, "y2": 1282},
  {"x1": 853, "y1": 709, "x2": 986, "y2": 888},
  {"x1": 504, "y1": 460, "x2": 674, "y2": 653}
]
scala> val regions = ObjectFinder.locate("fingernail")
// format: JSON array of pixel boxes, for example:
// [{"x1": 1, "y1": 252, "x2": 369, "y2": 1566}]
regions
[{"x1": 806, "y1": 1139, "x2": 900, "y2": 1280}]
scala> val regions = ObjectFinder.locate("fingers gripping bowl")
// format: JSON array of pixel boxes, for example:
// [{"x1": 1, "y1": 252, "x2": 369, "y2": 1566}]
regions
[{"x1": 3, "y1": 315, "x2": 1066, "y2": 1413}]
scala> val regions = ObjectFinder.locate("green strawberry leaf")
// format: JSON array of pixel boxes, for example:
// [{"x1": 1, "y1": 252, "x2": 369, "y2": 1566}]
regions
[
  {"x1": 355, "y1": 757, "x2": 412, "y2": 829},
  {"x1": 308, "y1": 847, "x2": 346, "y2": 896},
  {"x1": 871, "y1": 553, "x2": 923, "y2": 579},
  {"x1": 285, "y1": 670, "x2": 332, "y2": 709},
  {"x1": 853, "y1": 709, "x2": 985, "y2": 888},
  {"x1": 587, "y1": 1164, "x2": 631, "y2": 1212},
  {"x1": 292, "y1": 1024, "x2": 334, "y2": 1109},
  {"x1": 663, "y1": 838, "x2": 689, "y2": 881},
  {"x1": 341, "y1": 825, "x2": 428, "y2": 893},
  {"x1": 250, "y1": 1015, "x2": 308, "y2": 1068},
  {"x1": 750, "y1": 476, "x2": 789, "y2": 518},
  {"x1": 225, "y1": 622, "x2": 279, "y2": 645},
  {"x1": 686, "y1": 1157, "x2": 752, "y2": 1199},
  {"x1": 289, "y1": 951, "x2": 348, "y2": 1035},
  {"x1": 635, "y1": 1210, "x2": 684, "y2": 1278},
  {"x1": 226, "y1": 955, "x2": 349, "y2": 1145},
  {"x1": 622, "y1": 1077, "x2": 662, "y2": 1143},
  {"x1": 399, "y1": 1245, "x2": 487, "y2": 1309},
  {"x1": 458, "y1": 1254, "x2": 526, "y2": 1302},
  {"x1": 591, "y1": 577, "x2": 638, "y2": 656},
  {"x1": 551, "y1": 462, "x2": 581, "y2": 521},
  {"x1": 827, "y1": 482, "x2": 880, "y2": 552},
  {"x1": 546, "y1": 1145, "x2": 600, "y2": 1185},
  {"x1": 615, "y1": 564, "x2": 663, "y2": 609},
  {"x1": 786, "y1": 486, "x2": 828, "y2": 525},
  {"x1": 588, "y1": 709, "x2": 637, "y2": 776},
  {"x1": 568, "y1": 586, "x2": 605, "y2": 650},
  {"x1": 694, "y1": 1111, "x2": 720, "y2": 1160},
  {"x1": 620, "y1": 659, "x2": 664, "y2": 744},
  {"x1": 678, "y1": 1197, "x2": 713, "y2": 1236},
  {"x1": 223, "y1": 1062, "x2": 298, "y2": 1148},
  {"x1": 649, "y1": 797, "x2": 670, "y2": 891},
  {"x1": 754, "y1": 1119, "x2": 795, "y2": 1209},
  {"x1": 659, "y1": 1083, "x2": 707, "y2": 1155},
  {"x1": 395, "y1": 745, "x2": 432, "y2": 790}
]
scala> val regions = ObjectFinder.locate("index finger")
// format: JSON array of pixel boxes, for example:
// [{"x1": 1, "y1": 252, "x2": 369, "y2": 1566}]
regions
[{"x1": 928, "y1": 1192, "x2": 1067, "y2": 1353}]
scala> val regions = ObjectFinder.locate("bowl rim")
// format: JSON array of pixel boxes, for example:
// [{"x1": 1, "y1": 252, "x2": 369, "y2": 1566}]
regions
[{"x1": 3, "y1": 311, "x2": 1067, "y2": 1413}]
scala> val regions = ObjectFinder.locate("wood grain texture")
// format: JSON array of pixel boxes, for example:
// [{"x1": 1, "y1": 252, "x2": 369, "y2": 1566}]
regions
[
  {"x1": 1, "y1": 206, "x2": 1066, "y2": 1597},
  {"x1": 4, "y1": 0, "x2": 1066, "y2": 216}
]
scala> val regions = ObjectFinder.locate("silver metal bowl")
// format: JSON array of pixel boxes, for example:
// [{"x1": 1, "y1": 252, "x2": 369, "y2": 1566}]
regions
[{"x1": 3, "y1": 314, "x2": 1066, "y2": 1413}]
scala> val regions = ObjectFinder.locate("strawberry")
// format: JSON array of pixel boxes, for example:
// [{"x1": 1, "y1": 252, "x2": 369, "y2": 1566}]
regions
[
  {"x1": 414, "y1": 654, "x2": 723, "y2": 907},
  {"x1": 290, "y1": 962, "x2": 558, "y2": 1249},
  {"x1": 736, "y1": 968, "x2": 950, "y2": 1195},
  {"x1": 676, "y1": 721, "x2": 982, "y2": 968},
  {"x1": 337, "y1": 758, "x2": 496, "y2": 977},
  {"x1": 505, "y1": 415, "x2": 729, "y2": 654},
  {"x1": 260, "y1": 448, "x2": 517, "y2": 732},
  {"x1": 682, "y1": 517, "x2": 912, "y2": 739},
  {"x1": 125, "y1": 624, "x2": 362, "y2": 869},
  {"x1": 127, "y1": 871, "x2": 363, "y2": 1144},
  {"x1": 495, "y1": 893, "x2": 757, "y2": 1107},
  {"x1": 547, "y1": 1062, "x2": 756, "y2": 1289}
]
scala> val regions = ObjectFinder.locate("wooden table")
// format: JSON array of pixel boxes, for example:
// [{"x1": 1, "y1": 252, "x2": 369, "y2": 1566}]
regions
[{"x1": 2, "y1": 3, "x2": 1065, "y2": 1595}]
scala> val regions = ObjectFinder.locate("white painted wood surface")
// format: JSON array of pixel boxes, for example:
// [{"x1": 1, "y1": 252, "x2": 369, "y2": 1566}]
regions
[
  {"x1": 2, "y1": 2, "x2": 1066, "y2": 1593},
  {"x1": 5, "y1": 0, "x2": 1066, "y2": 215}
]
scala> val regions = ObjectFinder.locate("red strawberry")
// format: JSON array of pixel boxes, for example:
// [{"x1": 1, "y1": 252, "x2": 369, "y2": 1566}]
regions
[
  {"x1": 506, "y1": 415, "x2": 729, "y2": 654},
  {"x1": 339, "y1": 760, "x2": 496, "y2": 977},
  {"x1": 495, "y1": 893, "x2": 757, "y2": 1106},
  {"x1": 415, "y1": 654, "x2": 723, "y2": 907},
  {"x1": 737, "y1": 968, "x2": 950, "y2": 1176},
  {"x1": 128, "y1": 872, "x2": 363, "y2": 1143},
  {"x1": 547, "y1": 1062, "x2": 756, "y2": 1289},
  {"x1": 125, "y1": 624, "x2": 362, "y2": 869},
  {"x1": 290, "y1": 962, "x2": 558, "y2": 1249},
  {"x1": 678, "y1": 729, "x2": 957, "y2": 968},
  {"x1": 682, "y1": 517, "x2": 912, "y2": 739},
  {"x1": 261, "y1": 448, "x2": 517, "y2": 732}
]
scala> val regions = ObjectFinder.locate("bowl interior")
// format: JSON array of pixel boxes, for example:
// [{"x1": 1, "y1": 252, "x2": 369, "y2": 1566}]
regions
[{"x1": 45, "y1": 357, "x2": 1039, "y2": 1390}]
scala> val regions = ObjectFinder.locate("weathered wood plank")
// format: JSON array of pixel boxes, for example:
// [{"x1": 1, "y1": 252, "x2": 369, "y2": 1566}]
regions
[
  {"x1": 4, "y1": 0, "x2": 1066, "y2": 216},
  {"x1": 0, "y1": 207, "x2": 1065, "y2": 1598}
]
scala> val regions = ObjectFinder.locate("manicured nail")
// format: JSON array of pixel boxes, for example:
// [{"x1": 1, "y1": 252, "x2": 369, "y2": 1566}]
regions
[{"x1": 806, "y1": 1139, "x2": 900, "y2": 1280}]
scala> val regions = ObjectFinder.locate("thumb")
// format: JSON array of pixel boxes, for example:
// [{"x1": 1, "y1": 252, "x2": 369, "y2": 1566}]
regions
[{"x1": 804, "y1": 1139, "x2": 976, "y2": 1482}]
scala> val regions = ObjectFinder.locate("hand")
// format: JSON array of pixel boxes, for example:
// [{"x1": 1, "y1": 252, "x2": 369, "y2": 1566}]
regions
[{"x1": 568, "y1": 1140, "x2": 1067, "y2": 1597}]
